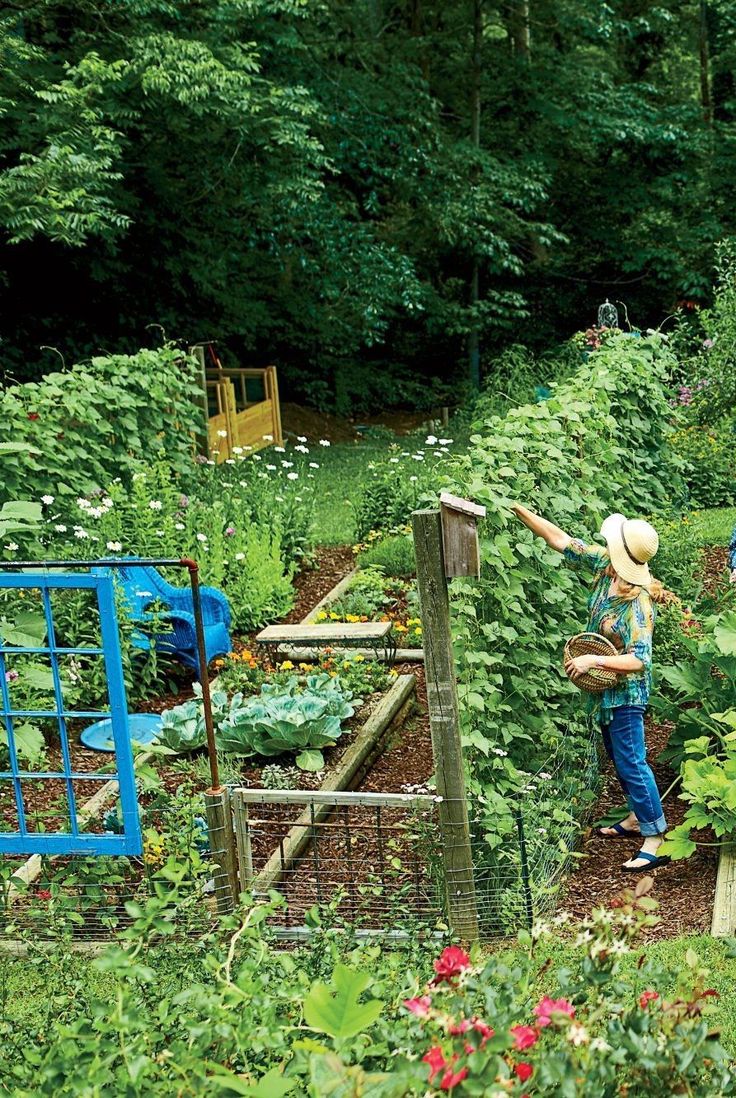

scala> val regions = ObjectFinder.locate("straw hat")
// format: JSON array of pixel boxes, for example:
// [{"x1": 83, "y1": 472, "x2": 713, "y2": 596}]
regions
[{"x1": 600, "y1": 513, "x2": 659, "y2": 587}]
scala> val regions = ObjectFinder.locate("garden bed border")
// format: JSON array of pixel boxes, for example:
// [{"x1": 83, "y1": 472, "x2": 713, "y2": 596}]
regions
[{"x1": 711, "y1": 842, "x2": 736, "y2": 937}]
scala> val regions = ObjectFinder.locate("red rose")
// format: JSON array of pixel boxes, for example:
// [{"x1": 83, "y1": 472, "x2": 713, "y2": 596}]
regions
[
  {"x1": 433, "y1": 945, "x2": 472, "y2": 982},
  {"x1": 639, "y1": 990, "x2": 660, "y2": 1009},
  {"x1": 515, "y1": 1062, "x2": 534, "y2": 1083},
  {"x1": 423, "y1": 1046, "x2": 447, "y2": 1083},
  {"x1": 27, "y1": 412, "x2": 39, "y2": 421},
  {"x1": 511, "y1": 1024, "x2": 539, "y2": 1050},
  {"x1": 440, "y1": 1065, "x2": 469, "y2": 1090}
]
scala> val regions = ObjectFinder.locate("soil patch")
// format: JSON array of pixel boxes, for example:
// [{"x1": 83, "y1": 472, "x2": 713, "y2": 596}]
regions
[
  {"x1": 560, "y1": 715, "x2": 717, "y2": 939},
  {"x1": 284, "y1": 544, "x2": 356, "y2": 623},
  {"x1": 281, "y1": 403, "x2": 359, "y2": 444}
]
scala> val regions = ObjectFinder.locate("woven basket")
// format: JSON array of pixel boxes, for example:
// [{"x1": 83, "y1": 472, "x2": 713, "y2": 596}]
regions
[{"x1": 564, "y1": 632, "x2": 618, "y2": 693}]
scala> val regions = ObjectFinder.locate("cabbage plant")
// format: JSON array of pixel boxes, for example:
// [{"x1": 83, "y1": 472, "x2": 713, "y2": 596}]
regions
[
  {"x1": 219, "y1": 675, "x2": 357, "y2": 770},
  {"x1": 157, "y1": 675, "x2": 358, "y2": 770},
  {"x1": 157, "y1": 687, "x2": 230, "y2": 753}
]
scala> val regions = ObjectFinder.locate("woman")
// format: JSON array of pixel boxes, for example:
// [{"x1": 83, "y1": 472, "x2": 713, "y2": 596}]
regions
[
  {"x1": 511, "y1": 504, "x2": 669, "y2": 873},
  {"x1": 729, "y1": 521, "x2": 736, "y2": 583}
]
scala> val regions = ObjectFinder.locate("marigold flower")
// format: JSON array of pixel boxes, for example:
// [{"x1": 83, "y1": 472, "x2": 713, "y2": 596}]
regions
[{"x1": 280, "y1": 660, "x2": 294, "y2": 670}]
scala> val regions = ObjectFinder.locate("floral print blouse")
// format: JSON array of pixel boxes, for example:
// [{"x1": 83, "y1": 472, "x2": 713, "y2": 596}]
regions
[
  {"x1": 563, "y1": 538, "x2": 655, "y2": 726},
  {"x1": 729, "y1": 522, "x2": 736, "y2": 571}
]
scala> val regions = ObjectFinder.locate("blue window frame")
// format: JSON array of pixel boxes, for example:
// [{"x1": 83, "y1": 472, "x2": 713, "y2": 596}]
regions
[{"x1": 0, "y1": 570, "x2": 142, "y2": 856}]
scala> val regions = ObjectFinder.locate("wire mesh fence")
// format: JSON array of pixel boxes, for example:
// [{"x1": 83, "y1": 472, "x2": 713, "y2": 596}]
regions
[{"x1": 0, "y1": 723, "x2": 601, "y2": 943}]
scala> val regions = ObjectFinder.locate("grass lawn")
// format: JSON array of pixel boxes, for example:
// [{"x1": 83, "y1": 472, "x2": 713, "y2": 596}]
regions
[
  {"x1": 310, "y1": 439, "x2": 389, "y2": 545},
  {"x1": 492, "y1": 932, "x2": 736, "y2": 1053},
  {"x1": 4, "y1": 932, "x2": 736, "y2": 1055},
  {"x1": 691, "y1": 505, "x2": 736, "y2": 546}
]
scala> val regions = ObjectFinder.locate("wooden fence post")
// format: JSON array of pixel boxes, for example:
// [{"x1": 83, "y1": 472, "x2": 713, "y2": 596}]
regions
[
  {"x1": 204, "y1": 787, "x2": 239, "y2": 913},
  {"x1": 189, "y1": 345, "x2": 211, "y2": 457},
  {"x1": 412, "y1": 508, "x2": 480, "y2": 943}
]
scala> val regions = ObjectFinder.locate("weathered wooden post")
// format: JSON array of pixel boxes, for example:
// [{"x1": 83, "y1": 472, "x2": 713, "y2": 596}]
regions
[
  {"x1": 412, "y1": 493, "x2": 484, "y2": 943},
  {"x1": 204, "y1": 787, "x2": 239, "y2": 913},
  {"x1": 189, "y1": 344, "x2": 211, "y2": 457}
]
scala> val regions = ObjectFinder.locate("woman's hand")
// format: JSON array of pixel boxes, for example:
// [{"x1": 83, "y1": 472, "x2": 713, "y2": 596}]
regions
[{"x1": 565, "y1": 654, "x2": 598, "y2": 679}]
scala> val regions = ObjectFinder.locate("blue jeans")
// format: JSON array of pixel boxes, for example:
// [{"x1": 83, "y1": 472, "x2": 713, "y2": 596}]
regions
[{"x1": 601, "y1": 705, "x2": 666, "y2": 837}]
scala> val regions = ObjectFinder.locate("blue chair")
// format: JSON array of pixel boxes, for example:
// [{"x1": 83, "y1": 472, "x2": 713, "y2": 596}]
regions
[{"x1": 95, "y1": 562, "x2": 232, "y2": 677}]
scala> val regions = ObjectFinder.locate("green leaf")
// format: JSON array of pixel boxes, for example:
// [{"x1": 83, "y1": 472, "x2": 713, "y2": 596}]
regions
[
  {"x1": 209, "y1": 1067, "x2": 296, "y2": 1096},
  {"x1": 0, "y1": 611, "x2": 47, "y2": 647},
  {"x1": 303, "y1": 964, "x2": 384, "y2": 1038},
  {"x1": 714, "y1": 612, "x2": 736, "y2": 657},
  {"x1": 295, "y1": 749, "x2": 325, "y2": 772}
]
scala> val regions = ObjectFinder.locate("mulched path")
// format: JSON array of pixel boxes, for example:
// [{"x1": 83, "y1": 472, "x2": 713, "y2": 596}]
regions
[
  {"x1": 701, "y1": 545, "x2": 729, "y2": 600},
  {"x1": 283, "y1": 545, "x2": 356, "y2": 623},
  {"x1": 560, "y1": 715, "x2": 718, "y2": 939}
]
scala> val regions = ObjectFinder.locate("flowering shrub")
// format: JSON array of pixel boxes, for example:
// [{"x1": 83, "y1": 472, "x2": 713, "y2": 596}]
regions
[
  {"x1": 4, "y1": 876, "x2": 735, "y2": 1096},
  {"x1": 669, "y1": 423, "x2": 736, "y2": 508},
  {"x1": 354, "y1": 436, "x2": 455, "y2": 540},
  {"x1": 382, "y1": 879, "x2": 733, "y2": 1095},
  {"x1": 35, "y1": 461, "x2": 299, "y2": 631}
]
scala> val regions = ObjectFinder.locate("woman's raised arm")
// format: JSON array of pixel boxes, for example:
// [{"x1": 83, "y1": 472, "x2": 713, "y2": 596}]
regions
[{"x1": 512, "y1": 504, "x2": 572, "y2": 554}]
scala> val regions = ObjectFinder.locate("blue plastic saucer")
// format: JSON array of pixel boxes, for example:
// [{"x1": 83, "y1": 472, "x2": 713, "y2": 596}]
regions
[{"x1": 80, "y1": 713, "x2": 163, "y2": 753}]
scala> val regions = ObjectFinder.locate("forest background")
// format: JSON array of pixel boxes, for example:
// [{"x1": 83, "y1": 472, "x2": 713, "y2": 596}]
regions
[{"x1": 1, "y1": 0, "x2": 734, "y2": 414}]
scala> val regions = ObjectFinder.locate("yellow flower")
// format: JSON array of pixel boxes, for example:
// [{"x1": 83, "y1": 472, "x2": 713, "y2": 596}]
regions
[
  {"x1": 280, "y1": 660, "x2": 294, "y2": 670},
  {"x1": 299, "y1": 662, "x2": 314, "y2": 671},
  {"x1": 329, "y1": 611, "x2": 340, "y2": 620},
  {"x1": 354, "y1": 654, "x2": 365, "y2": 662},
  {"x1": 414, "y1": 627, "x2": 422, "y2": 635},
  {"x1": 316, "y1": 610, "x2": 328, "y2": 622},
  {"x1": 394, "y1": 623, "x2": 407, "y2": 632}
]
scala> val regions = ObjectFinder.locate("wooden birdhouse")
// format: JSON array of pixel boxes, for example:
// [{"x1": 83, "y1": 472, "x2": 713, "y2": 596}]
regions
[{"x1": 439, "y1": 492, "x2": 486, "y2": 579}]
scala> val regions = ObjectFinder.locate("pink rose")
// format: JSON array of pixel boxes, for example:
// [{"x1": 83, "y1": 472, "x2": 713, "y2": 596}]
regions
[{"x1": 533, "y1": 996, "x2": 575, "y2": 1027}]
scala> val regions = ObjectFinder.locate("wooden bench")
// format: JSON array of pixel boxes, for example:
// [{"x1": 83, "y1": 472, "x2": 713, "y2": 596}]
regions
[{"x1": 256, "y1": 621, "x2": 397, "y2": 664}]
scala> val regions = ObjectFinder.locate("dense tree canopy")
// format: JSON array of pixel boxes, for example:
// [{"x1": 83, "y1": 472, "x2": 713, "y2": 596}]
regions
[{"x1": 1, "y1": 0, "x2": 734, "y2": 410}]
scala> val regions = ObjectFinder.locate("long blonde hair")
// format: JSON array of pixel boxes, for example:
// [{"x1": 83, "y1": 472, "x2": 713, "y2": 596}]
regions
[{"x1": 604, "y1": 562, "x2": 666, "y2": 604}]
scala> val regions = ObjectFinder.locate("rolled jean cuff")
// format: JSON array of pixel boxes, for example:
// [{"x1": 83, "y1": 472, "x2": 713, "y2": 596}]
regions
[{"x1": 639, "y1": 814, "x2": 667, "y2": 837}]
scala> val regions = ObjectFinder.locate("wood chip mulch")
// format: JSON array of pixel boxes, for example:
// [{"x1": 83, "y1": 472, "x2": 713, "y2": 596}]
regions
[
  {"x1": 560, "y1": 716, "x2": 718, "y2": 940},
  {"x1": 700, "y1": 545, "x2": 730, "y2": 600},
  {"x1": 283, "y1": 544, "x2": 356, "y2": 623}
]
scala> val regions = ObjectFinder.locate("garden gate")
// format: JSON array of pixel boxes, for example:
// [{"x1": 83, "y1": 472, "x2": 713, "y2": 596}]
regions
[{"x1": 0, "y1": 570, "x2": 142, "y2": 856}]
